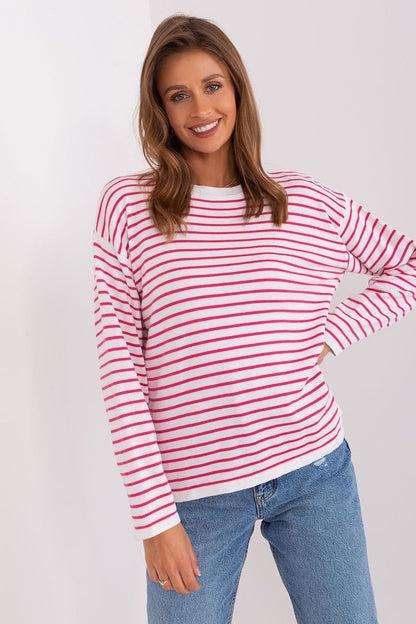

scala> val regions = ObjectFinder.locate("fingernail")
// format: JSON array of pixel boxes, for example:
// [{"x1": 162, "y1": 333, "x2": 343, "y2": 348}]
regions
[{"x1": 196, "y1": 567, "x2": 201, "y2": 576}]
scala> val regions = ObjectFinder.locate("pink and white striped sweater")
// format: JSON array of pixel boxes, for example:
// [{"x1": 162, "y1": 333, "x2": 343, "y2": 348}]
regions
[{"x1": 92, "y1": 170, "x2": 416, "y2": 540}]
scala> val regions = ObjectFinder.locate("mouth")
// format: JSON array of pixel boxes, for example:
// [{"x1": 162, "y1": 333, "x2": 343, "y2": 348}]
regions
[{"x1": 189, "y1": 118, "x2": 220, "y2": 136}]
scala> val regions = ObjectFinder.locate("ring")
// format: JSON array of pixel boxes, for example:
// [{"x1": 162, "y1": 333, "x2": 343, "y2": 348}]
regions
[{"x1": 158, "y1": 577, "x2": 169, "y2": 587}]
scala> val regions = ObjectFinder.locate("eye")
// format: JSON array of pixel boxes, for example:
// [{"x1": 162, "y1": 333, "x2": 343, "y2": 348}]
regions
[
  {"x1": 170, "y1": 92, "x2": 188, "y2": 102},
  {"x1": 206, "y1": 82, "x2": 222, "y2": 93}
]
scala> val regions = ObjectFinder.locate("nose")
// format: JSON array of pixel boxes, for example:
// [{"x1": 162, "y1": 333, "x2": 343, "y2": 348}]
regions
[{"x1": 189, "y1": 92, "x2": 211, "y2": 119}]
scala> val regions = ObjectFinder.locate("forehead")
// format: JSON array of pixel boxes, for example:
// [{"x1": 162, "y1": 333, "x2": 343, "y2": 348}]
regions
[{"x1": 157, "y1": 49, "x2": 229, "y2": 87}]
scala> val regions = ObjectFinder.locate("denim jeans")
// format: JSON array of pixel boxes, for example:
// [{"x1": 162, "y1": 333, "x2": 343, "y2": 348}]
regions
[{"x1": 146, "y1": 439, "x2": 378, "y2": 624}]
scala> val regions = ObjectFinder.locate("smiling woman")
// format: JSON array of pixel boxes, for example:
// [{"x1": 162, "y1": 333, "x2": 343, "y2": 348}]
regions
[
  {"x1": 136, "y1": 14, "x2": 288, "y2": 242},
  {"x1": 156, "y1": 49, "x2": 237, "y2": 183},
  {"x1": 92, "y1": 13, "x2": 416, "y2": 624}
]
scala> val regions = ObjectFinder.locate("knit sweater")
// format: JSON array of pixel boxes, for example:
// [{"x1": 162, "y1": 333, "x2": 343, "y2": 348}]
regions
[{"x1": 92, "y1": 170, "x2": 416, "y2": 540}]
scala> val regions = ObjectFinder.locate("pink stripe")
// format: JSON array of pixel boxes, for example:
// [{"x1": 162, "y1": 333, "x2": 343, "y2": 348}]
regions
[
  {"x1": 153, "y1": 378, "x2": 326, "y2": 432},
  {"x1": 145, "y1": 335, "x2": 323, "y2": 365},
  {"x1": 127, "y1": 480, "x2": 171, "y2": 496},
  {"x1": 162, "y1": 402, "x2": 334, "y2": 463},
  {"x1": 344, "y1": 294, "x2": 382, "y2": 329},
  {"x1": 166, "y1": 391, "x2": 332, "y2": 445},
  {"x1": 96, "y1": 178, "x2": 137, "y2": 232},
  {"x1": 134, "y1": 510, "x2": 179, "y2": 531},
  {"x1": 151, "y1": 364, "x2": 315, "y2": 403},
  {"x1": 130, "y1": 490, "x2": 175, "y2": 508},
  {"x1": 165, "y1": 415, "x2": 337, "y2": 473},
  {"x1": 132, "y1": 246, "x2": 346, "y2": 275},
  {"x1": 116, "y1": 387, "x2": 331, "y2": 452},
  {"x1": 171, "y1": 424, "x2": 342, "y2": 490},
  {"x1": 328, "y1": 311, "x2": 361, "y2": 342},
  {"x1": 359, "y1": 293, "x2": 387, "y2": 327},
  {"x1": 146, "y1": 308, "x2": 328, "y2": 342},
  {"x1": 143, "y1": 294, "x2": 330, "y2": 322},
  {"x1": 145, "y1": 275, "x2": 335, "y2": 299},
  {"x1": 393, "y1": 239, "x2": 416, "y2": 268},
  {"x1": 147, "y1": 340, "x2": 323, "y2": 388},
  {"x1": 374, "y1": 292, "x2": 399, "y2": 321},
  {"x1": 148, "y1": 318, "x2": 325, "y2": 346},
  {"x1": 347, "y1": 209, "x2": 371, "y2": 256},
  {"x1": 388, "y1": 291, "x2": 410, "y2": 315},
  {"x1": 367, "y1": 229, "x2": 395, "y2": 271},
  {"x1": 372, "y1": 233, "x2": 404, "y2": 270},
  {"x1": 132, "y1": 500, "x2": 176, "y2": 520},
  {"x1": 362, "y1": 223, "x2": 387, "y2": 267},
  {"x1": 325, "y1": 323, "x2": 350, "y2": 349},
  {"x1": 337, "y1": 301, "x2": 375, "y2": 334},
  {"x1": 104, "y1": 395, "x2": 149, "y2": 412},
  {"x1": 352, "y1": 216, "x2": 377, "y2": 263}
]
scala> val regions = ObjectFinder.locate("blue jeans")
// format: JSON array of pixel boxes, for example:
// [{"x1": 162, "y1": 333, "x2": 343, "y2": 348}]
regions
[{"x1": 146, "y1": 439, "x2": 378, "y2": 624}]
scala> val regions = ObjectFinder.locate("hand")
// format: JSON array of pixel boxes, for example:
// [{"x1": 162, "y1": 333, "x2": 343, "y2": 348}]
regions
[
  {"x1": 143, "y1": 523, "x2": 202, "y2": 594},
  {"x1": 317, "y1": 342, "x2": 334, "y2": 365}
]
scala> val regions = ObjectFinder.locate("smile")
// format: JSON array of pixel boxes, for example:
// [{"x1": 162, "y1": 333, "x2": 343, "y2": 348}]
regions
[{"x1": 190, "y1": 119, "x2": 220, "y2": 135}]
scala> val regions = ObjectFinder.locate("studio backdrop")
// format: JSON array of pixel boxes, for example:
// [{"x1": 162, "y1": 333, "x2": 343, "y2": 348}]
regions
[{"x1": 1, "y1": 1, "x2": 415, "y2": 623}]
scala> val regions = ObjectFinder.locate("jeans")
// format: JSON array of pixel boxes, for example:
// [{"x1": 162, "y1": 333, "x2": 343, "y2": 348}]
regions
[{"x1": 146, "y1": 439, "x2": 378, "y2": 624}]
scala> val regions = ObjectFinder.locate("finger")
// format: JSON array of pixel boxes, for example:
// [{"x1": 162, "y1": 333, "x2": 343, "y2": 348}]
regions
[
  {"x1": 147, "y1": 564, "x2": 161, "y2": 584},
  {"x1": 167, "y1": 569, "x2": 192, "y2": 594},
  {"x1": 183, "y1": 530, "x2": 201, "y2": 580},
  {"x1": 153, "y1": 570, "x2": 173, "y2": 591},
  {"x1": 188, "y1": 545, "x2": 201, "y2": 578},
  {"x1": 180, "y1": 568, "x2": 201, "y2": 592},
  {"x1": 160, "y1": 578, "x2": 174, "y2": 591}
]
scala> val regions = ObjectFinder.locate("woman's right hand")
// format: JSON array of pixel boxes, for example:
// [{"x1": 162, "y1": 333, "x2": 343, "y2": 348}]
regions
[{"x1": 143, "y1": 523, "x2": 202, "y2": 594}]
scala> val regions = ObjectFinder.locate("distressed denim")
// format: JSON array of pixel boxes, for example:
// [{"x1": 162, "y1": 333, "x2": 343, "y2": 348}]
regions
[{"x1": 146, "y1": 439, "x2": 378, "y2": 624}]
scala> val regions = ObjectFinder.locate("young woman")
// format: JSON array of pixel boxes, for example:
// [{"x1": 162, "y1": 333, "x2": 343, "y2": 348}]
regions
[{"x1": 92, "y1": 14, "x2": 416, "y2": 624}]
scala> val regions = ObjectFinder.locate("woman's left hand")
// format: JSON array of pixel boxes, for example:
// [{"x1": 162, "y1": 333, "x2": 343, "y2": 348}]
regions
[{"x1": 317, "y1": 343, "x2": 334, "y2": 365}]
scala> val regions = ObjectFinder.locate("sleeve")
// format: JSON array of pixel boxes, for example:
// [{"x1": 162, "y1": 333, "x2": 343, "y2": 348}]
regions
[
  {"x1": 92, "y1": 183, "x2": 181, "y2": 540},
  {"x1": 324, "y1": 195, "x2": 416, "y2": 355}
]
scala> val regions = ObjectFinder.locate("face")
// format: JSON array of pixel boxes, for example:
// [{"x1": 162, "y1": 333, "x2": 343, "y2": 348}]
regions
[{"x1": 156, "y1": 49, "x2": 237, "y2": 160}]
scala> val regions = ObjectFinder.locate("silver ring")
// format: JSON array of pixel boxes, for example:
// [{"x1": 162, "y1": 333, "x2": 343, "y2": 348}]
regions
[{"x1": 158, "y1": 577, "x2": 169, "y2": 587}]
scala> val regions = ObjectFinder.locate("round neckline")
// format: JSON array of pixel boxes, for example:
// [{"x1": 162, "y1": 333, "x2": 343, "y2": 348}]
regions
[{"x1": 191, "y1": 183, "x2": 244, "y2": 197}]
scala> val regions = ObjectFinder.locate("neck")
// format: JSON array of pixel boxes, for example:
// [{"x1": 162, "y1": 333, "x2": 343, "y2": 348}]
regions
[{"x1": 182, "y1": 143, "x2": 238, "y2": 187}]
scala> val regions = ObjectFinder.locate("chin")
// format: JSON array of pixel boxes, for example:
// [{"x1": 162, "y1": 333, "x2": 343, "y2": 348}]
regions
[{"x1": 189, "y1": 138, "x2": 232, "y2": 155}]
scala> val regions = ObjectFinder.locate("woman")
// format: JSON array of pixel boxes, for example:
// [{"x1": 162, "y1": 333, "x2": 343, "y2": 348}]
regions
[{"x1": 92, "y1": 14, "x2": 416, "y2": 624}]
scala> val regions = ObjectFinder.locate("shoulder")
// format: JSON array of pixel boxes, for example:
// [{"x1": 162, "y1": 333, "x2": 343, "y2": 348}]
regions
[
  {"x1": 97, "y1": 169, "x2": 155, "y2": 205},
  {"x1": 94, "y1": 170, "x2": 155, "y2": 247},
  {"x1": 264, "y1": 165, "x2": 347, "y2": 227},
  {"x1": 264, "y1": 166, "x2": 343, "y2": 200}
]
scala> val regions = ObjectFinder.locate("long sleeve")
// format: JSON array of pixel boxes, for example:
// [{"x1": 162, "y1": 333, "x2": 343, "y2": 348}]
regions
[
  {"x1": 92, "y1": 183, "x2": 181, "y2": 540},
  {"x1": 324, "y1": 195, "x2": 416, "y2": 355},
  {"x1": 91, "y1": 171, "x2": 416, "y2": 536}
]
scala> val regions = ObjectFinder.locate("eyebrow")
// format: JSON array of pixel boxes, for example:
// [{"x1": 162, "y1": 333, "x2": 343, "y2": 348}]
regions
[{"x1": 163, "y1": 73, "x2": 225, "y2": 96}]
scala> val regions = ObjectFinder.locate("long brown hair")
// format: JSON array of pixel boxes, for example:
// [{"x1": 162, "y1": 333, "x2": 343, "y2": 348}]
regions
[{"x1": 135, "y1": 14, "x2": 288, "y2": 241}]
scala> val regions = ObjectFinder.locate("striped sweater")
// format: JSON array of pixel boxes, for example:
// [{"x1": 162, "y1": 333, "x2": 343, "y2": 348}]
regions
[{"x1": 92, "y1": 170, "x2": 416, "y2": 540}]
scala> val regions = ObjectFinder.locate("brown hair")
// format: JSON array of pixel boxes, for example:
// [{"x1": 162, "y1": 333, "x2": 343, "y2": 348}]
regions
[{"x1": 135, "y1": 14, "x2": 288, "y2": 241}]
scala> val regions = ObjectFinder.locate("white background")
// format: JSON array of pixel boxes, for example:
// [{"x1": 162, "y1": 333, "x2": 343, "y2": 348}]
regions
[{"x1": 1, "y1": 1, "x2": 415, "y2": 622}]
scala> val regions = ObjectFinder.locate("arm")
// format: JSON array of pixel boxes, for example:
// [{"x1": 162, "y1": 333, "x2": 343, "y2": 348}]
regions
[
  {"x1": 92, "y1": 179, "x2": 181, "y2": 540},
  {"x1": 93, "y1": 180, "x2": 201, "y2": 593},
  {"x1": 324, "y1": 196, "x2": 416, "y2": 355},
  {"x1": 93, "y1": 231, "x2": 181, "y2": 539}
]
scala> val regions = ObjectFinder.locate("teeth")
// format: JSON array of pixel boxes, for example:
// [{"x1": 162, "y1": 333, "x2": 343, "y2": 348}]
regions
[{"x1": 192, "y1": 120, "x2": 219, "y2": 133}]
